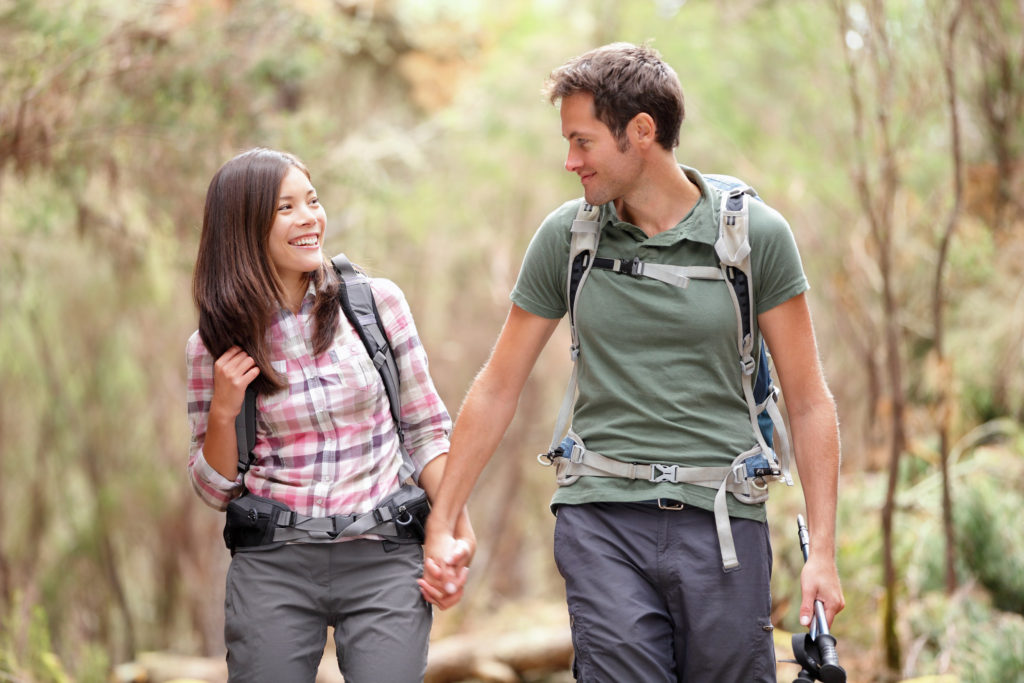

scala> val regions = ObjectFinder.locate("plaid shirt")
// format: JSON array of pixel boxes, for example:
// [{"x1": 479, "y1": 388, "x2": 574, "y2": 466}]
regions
[{"x1": 186, "y1": 277, "x2": 451, "y2": 517}]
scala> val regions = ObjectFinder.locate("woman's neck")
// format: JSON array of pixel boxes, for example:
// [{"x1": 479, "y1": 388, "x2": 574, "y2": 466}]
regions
[{"x1": 281, "y1": 274, "x2": 309, "y2": 315}]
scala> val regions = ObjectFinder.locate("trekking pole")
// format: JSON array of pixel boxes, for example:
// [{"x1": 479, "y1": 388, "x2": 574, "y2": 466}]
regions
[{"x1": 791, "y1": 514, "x2": 846, "y2": 683}]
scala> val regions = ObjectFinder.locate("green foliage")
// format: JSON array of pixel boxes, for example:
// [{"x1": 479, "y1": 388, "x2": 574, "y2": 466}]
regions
[
  {"x1": 960, "y1": 607, "x2": 1024, "y2": 683},
  {"x1": 955, "y1": 472, "x2": 1024, "y2": 615},
  {"x1": 0, "y1": 594, "x2": 74, "y2": 683}
]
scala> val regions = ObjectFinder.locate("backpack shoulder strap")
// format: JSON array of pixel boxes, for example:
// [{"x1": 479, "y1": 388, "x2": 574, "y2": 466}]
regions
[
  {"x1": 234, "y1": 254, "x2": 411, "y2": 480},
  {"x1": 706, "y1": 177, "x2": 792, "y2": 484},
  {"x1": 567, "y1": 201, "x2": 601, "y2": 324},
  {"x1": 330, "y1": 253, "x2": 403, "y2": 441},
  {"x1": 236, "y1": 384, "x2": 257, "y2": 475},
  {"x1": 545, "y1": 201, "x2": 601, "y2": 457}
]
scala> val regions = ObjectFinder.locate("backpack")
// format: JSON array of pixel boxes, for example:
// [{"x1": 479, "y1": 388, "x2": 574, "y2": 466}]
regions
[
  {"x1": 224, "y1": 253, "x2": 426, "y2": 554},
  {"x1": 538, "y1": 174, "x2": 794, "y2": 570}
]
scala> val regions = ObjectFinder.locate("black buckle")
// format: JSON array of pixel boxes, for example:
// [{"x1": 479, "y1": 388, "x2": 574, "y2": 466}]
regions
[
  {"x1": 753, "y1": 466, "x2": 781, "y2": 478},
  {"x1": 537, "y1": 446, "x2": 564, "y2": 466},
  {"x1": 626, "y1": 257, "x2": 643, "y2": 277}
]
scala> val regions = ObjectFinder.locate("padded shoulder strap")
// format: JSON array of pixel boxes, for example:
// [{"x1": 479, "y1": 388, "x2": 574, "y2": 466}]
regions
[
  {"x1": 331, "y1": 253, "x2": 403, "y2": 440},
  {"x1": 236, "y1": 384, "x2": 257, "y2": 474},
  {"x1": 547, "y1": 202, "x2": 601, "y2": 456},
  {"x1": 567, "y1": 201, "x2": 601, "y2": 323}
]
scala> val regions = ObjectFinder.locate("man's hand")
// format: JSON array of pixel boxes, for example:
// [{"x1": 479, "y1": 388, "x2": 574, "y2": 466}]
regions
[{"x1": 799, "y1": 553, "x2": 845, "y2": 629}]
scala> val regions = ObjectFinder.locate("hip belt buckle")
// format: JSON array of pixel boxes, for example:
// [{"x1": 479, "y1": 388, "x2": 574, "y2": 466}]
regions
[{"x1": 650, "y1": 463, "x2": 678, "y2": 484}]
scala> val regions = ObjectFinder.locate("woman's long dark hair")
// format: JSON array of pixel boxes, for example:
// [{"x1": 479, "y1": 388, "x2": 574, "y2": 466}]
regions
[{"x1": 193, "y1": 148, "x2": 341, "y2": 394}]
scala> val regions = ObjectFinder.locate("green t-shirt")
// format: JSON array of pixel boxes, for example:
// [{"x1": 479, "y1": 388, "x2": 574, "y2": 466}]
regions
[{"x1": 511, "y1": 166, "x2": 809, "y2": 520}]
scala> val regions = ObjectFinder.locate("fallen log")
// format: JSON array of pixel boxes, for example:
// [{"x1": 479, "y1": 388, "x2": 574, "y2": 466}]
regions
[
  {"x1": 111, "y1": 626, "x2": 574, "y2": 683},
  {"x1": 424, "y1": 626, "x2": 574, "y2": 683}
]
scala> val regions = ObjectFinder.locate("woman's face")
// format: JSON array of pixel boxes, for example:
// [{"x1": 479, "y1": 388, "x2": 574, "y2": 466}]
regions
[{"x1": 267, "y1": 166, "x2": 326, "y2": 292}]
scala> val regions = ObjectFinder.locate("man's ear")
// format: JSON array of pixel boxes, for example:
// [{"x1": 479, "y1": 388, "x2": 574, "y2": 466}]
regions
[{"x1": 629, "y1": 112, "x2": 657, "y2": 148}]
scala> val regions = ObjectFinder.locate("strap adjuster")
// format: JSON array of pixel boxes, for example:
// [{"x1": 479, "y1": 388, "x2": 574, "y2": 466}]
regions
[
  {"x1": 373, "y1": 506, "x2": 394, "y2": 525},
  {"x1": 650, "y1": 463, "x2": 678, "y2": 483}
]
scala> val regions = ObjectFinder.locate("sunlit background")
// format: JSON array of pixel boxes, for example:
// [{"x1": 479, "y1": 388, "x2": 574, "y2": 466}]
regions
[{"x1": 1, "y1": 0, "x2": 1022, "y2": 681}]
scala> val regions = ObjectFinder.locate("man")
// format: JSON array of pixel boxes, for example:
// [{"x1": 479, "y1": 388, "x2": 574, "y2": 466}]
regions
[{"x1": 420, "y1": 42, "x2": 844, "y2": 681}]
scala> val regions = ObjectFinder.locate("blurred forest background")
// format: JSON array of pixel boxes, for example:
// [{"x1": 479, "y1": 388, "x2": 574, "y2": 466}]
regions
[{"x1": 2, "y1": 0, "x2": 1023, "y2": 681}]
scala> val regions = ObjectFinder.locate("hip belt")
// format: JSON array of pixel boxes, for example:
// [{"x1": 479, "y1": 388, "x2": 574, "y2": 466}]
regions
[{"x1": 223, "y1": 483, "x2": 429, "y2": 555}]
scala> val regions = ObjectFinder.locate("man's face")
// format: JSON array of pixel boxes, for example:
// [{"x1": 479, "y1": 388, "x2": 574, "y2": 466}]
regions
[{"x1": 560, "y1": 92, "x2": 642, "y2": 207}]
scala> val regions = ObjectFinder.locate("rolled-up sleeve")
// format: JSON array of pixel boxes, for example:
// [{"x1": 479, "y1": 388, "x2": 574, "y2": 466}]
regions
[
  {"x1": 371, "y1": 279, "x2": 452, "y2": 480},
  {"x1": 186, "y1": 332, "x2": 243, "y2": 510}
]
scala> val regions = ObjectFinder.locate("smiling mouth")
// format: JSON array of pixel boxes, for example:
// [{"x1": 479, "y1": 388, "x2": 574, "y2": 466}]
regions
[{"x1": 289, "y1": 235, "x2": 320, "y2": 247}]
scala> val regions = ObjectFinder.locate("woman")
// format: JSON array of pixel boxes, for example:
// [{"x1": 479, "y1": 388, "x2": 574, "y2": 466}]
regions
[{"x1": 187, "y1": 147, "x2": 473, "y2": 682}]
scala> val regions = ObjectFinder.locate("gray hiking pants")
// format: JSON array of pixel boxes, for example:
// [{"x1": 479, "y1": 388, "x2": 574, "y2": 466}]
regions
[
  {"x1": 553, "y1": 502, "x2": 775, "y2": 682},
  {"x1": 224, "y1": 540, "x2": 430, "y2": 683}
]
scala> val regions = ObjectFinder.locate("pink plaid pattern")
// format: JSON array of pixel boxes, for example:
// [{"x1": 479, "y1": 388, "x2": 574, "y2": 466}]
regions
[{"x1": 187, "y1": 278, "x2": 451, "y2": 516}]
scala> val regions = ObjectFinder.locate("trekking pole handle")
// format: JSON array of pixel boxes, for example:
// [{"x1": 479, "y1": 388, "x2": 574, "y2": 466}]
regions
[{"x1": 817, "y1": 633, "x2": 841, "y2": 672}]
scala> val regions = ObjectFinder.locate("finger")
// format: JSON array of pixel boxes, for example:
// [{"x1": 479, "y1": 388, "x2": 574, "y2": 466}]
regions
[
  {"x1": 417, "y1": 579, "x2": 445, "y2": 604},
  {"x1": 441, "y1": 565, "x2": 469, "y2": 597},
  {"x1": 799, "y1": 597, "x2": 814, "y2": 628},
  {"x1": 446, "y1": 539, "x2": 471, "y2": 566},
  {"x1": 433, "y1": 587, "x2": 464, "y2": 611},
  {"x1": 422, "y1": 557, "x2": 446, "y2": 582}
]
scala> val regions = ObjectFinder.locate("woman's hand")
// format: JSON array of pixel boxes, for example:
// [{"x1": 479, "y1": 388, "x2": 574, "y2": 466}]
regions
[{"x1": 211, "y1": 346, "x2": 260, "y2": 421}]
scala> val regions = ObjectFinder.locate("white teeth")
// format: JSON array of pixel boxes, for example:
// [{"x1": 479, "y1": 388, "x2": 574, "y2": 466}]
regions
[{"x1": 290, "y1": 236, "x2": 319, "y2": 247}]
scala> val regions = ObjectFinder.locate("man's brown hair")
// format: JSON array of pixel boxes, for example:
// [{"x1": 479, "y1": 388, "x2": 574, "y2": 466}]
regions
[{"x1": 544, "y1": 42, "x2": 685, "y2": 152}]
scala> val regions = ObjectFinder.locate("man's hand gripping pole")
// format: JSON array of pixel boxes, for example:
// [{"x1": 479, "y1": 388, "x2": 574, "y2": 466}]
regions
[{"x1": 791, "y1": 514, "x2": 846, "y2": 683}]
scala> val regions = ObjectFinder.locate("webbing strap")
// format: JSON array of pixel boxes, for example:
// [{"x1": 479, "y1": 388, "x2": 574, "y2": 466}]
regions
[
  {"x1": 553, "y1": 436, "x2": 734, "y2": 487},
  {"x1": 550, "y1": 437, "x2": 772, "y2": 569},
  {"x1": 590, "y1": 257, "x2": 724, "y2": 288},
  {"x1": 271, "y1": 506, "x2": 400, "y2": 543}
]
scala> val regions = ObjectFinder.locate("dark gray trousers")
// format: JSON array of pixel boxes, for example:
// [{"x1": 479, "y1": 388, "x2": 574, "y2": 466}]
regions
[
  {"x1": 553, "y1": 502, "x2": 775, "y2": 683},
  {"x1": 224, "y1": 540, "x2": 430, "y2": 683}
]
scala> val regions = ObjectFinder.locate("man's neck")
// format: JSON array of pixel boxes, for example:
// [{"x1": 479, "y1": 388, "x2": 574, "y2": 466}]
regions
[{"x1": 615, "y1": 161, "x2": 700, "y2": 238}]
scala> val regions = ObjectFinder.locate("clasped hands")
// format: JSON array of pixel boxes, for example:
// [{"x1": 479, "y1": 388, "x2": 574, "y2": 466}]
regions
[{"x1": 417, "y1": 523, "x2": 475, "y2": 610}]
